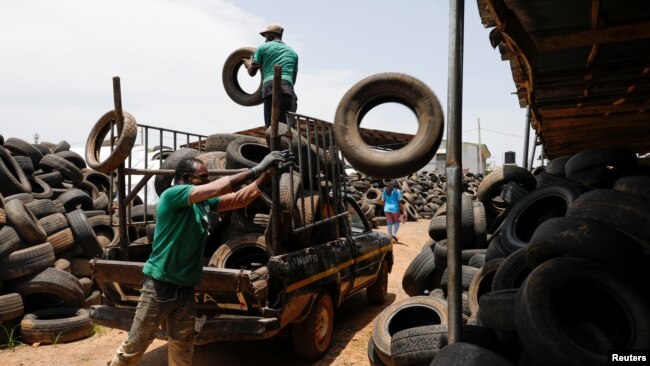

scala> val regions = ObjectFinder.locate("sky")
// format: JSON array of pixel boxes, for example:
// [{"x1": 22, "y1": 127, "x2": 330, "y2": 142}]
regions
[{"x1": 0, "y1": 0, "x2": 535, "y2": 168}]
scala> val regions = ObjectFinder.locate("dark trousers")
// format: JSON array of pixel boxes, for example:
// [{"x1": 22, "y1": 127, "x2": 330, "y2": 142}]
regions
[{"x1": 263, "y1": 93, "x2": 297, "y2": 128}]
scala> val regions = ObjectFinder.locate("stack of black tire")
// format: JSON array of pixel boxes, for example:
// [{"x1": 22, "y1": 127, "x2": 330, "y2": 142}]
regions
[
  {"x1": 0, "y1": 136, "x2": 121, "y2": 346},
  {"x1": 347, "y1": 171, "x2": 482, "y2": 228},
  {"x1": 369, "y1": 147, "x2": 650, "y2": 366}
]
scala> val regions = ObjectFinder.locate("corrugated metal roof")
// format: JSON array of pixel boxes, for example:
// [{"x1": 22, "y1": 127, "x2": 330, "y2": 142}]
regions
[{"x1": 477, "y1": 0, "x2": 650, "y2": 158}]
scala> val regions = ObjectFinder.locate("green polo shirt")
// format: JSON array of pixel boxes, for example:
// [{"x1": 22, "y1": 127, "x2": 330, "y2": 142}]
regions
[
  {"x1": 253, "y1": 40, "x2": 298, "y2": 85},
  {"x1": 142, "y1": 185, "x2": 219, "y2": 287}
]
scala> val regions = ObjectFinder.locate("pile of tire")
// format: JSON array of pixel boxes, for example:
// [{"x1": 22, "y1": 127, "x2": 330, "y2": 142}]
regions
[
  {"x1": 0, "y1": 136, "x2": 119, "y2": 346},
  {"x1": 347, "y1": 171, "x2": 482, "y2": 229},
  {"x1": 369, "y1": 147, "x2": 650, "y2": 365}
]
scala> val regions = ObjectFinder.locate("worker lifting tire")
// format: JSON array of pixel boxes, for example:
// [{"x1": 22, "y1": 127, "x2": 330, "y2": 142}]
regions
[
  {"x1": 292, "y1": 290, "x2": 334, "y2": 359},
  {"x1": 334, "y1": 73, "x2": 444, "y2": 179},
  {"x1": 85, "y1": 110, "x2": 138, "y2": 174},
  {"x1": 222, "y1": 47, "x2": 263, "y2": 106}
]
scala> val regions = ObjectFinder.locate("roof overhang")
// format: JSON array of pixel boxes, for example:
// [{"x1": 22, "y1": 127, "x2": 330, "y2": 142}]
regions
[{"x1": 477, "y1": 0, "x2": 650, "y2": 158}]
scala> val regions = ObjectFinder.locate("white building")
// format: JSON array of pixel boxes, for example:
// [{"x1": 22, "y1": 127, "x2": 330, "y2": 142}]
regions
[{"x1": 421, "y1": 139, "x2": 491, "y2": 174}]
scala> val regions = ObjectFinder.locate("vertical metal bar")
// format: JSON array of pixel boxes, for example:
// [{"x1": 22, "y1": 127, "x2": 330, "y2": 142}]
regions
[
  {"x1": 113, "y1": 76, "x2": 130, "y2": 260},
  {"x1": 523, "y1": 106, "x2": 531, "y2": 169},
  {"x1": 159, "y1": 130, "x2": 163, "y2": 162},
  {"x1": 477, "y1": 117, "x2": 482, "y2": 174},
  {"x1": 529, "y1": 133, "x2": 538, "y2": 170},
  {"x1": 173, "y1": 132, "x2": 177, "y2": 151},
  {"x1": 296, "y1": 119, "x2": 307, "y2": 228},
  {"x1": 287, "y1": 115, "x2": 296, "y2": 231},
  {"x1": 306, "y1": 121, "x2": 316, "y2": 223},
  {"x1": 270, "y1": 65, "x2": 282, "y2": 253},
  {"x1": 144, "y1": 126, "x2": 149, "y2": 225},
  {"x1": 446, "y1": 0, "x2": 465, "y2": 344}
]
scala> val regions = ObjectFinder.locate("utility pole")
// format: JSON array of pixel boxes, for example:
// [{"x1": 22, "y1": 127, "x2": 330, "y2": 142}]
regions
[{"x1": 477, "y1": 117, "x2": 482, "y2": 174}]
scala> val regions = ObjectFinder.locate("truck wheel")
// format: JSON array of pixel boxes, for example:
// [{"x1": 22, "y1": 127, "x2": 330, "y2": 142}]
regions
[
  {"x1": 334, "y1": 73, "x2": 444, "y2": 179},
  {"x1": 366, "y1": 259, "x2": 389, "y2": 305},
  {"x1": 222, "y1": 47, "x2": 263, "y2": 106},
  {"x1": 292, "y1": 290, "x2": 334, "y2": 359}
]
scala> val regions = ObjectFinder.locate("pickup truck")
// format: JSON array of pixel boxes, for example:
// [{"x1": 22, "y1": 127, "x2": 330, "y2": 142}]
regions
[{"x1": 88, "y1": 115, "x2": 393, "y2": 359}]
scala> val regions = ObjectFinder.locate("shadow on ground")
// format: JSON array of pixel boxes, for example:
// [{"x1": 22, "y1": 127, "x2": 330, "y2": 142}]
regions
[{"x1": 138, "y1": 291, "x2": 397, "y2": 366}]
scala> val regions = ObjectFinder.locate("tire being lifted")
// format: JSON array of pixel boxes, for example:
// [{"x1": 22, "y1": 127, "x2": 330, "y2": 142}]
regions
[
  {"x1": 222, "y1": 47, "x2": 263, "y2": 106},
  {"x1": 334, "y1": 73, "x2": 444, "y2": 179}
]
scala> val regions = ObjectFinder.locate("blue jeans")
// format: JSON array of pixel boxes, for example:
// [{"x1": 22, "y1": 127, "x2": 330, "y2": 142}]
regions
[{"x1": 109, "y1": 277, "x2": 196, "y2": 366}]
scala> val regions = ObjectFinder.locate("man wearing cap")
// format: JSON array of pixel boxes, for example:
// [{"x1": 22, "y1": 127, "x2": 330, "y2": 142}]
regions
[{"x1": 244, "y1": 23, "x2": 298, "y2": 128}]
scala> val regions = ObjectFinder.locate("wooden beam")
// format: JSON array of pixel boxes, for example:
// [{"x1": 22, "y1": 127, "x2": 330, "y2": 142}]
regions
[
  {"x1": 536, "y1": 61, "x2": 650, "y2": 82},
  {"x1": 539, "y1": 102, "x2": 649, "y2": 118},
  {"x1": 538, "y1": 21, "x2": 650, "y2": 52},
  {"x1": 535, "y1": 89, "x2": 650, "y2": 108},
  {"x1": 585, "y1": 0, "x2": 601, "y2": 67}
]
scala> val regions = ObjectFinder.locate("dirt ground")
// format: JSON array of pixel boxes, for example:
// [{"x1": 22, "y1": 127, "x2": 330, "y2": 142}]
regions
[{"x1": 1, "y1": 220, "x2": 429, "y2": 366}]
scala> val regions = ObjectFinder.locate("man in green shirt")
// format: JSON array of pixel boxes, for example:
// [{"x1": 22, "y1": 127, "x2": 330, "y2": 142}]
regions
[
  {"x1": 244, "y1": 23, "x2": 298, "y2": 127},
  {"x1": 109, "y1": 151, "x2": 284, "y2": 366}
]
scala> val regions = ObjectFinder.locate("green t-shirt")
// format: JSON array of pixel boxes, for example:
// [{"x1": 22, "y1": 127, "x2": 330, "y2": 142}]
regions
[
  {"x1": 142, "y1": 185, "x2": 219, "y2": 287},
  {"x1": 253, "y1": 40, "x2": 298, "y2": 85}
]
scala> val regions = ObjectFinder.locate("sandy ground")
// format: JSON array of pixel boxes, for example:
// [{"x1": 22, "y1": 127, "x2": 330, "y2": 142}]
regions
[{"x1": 1, "y1": 220, "x2": 429, "y2": 366}]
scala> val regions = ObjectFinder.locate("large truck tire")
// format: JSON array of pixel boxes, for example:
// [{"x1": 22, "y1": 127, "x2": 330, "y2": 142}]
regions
[{"x1": 334, "y1": 73, "x2": 443, "y2": 179}]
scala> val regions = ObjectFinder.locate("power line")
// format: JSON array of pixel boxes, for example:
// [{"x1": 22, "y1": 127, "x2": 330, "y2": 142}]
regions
[{"x1": 479, "y1": 127, "x2": 526, "y2": 139}]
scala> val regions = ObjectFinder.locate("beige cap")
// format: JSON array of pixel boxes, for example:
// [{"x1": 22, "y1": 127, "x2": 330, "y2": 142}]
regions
[{"x1": 260, "y1": 23, "x2": 284, "y2": 36}]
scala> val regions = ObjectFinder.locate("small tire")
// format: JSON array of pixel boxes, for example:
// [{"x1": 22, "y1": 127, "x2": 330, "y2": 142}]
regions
[
  {"x1": 390, "y1": 324, "x2": 449, "y2": 366},
  {"x1": 208, "y1": 234, "x2": 271, "y2": 270},
  {"x1": 371, "y1": 296, "x2": 448, "y2": 365},
  {"x1": 0, "y1": 293, "x2": 24, "y2": 322},
  {"x1": 0, "y1": 243, "x2": 55, "y2": 281},
  {"x1": 66, "y1": 209, "x2": 102, "y2": 258},
  {"x1": 0, "y1": 146, "x2": 31, "y2": 196},
  {"x1": 10, "y1": 266, "x2": 84, "y2": 310},
  {"x1": 85, "y1": 110, "x2": 138, "y2": 173},
  {"x1": 222, "y1": 47, "x2": 263, "y2": 107},
  {"x1": 21, "y1": 308, "x2": 92, "y2": 344}
]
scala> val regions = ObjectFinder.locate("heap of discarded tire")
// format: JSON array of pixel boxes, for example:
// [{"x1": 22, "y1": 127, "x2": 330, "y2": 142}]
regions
[
  {"x1": 347, "y1": 171, "x2": 482, "y2": 228},
  {"x1": 0, "y1": 135, "x2": 121, "y2": 345},
  {"x1": 369, "y1": 147, "x2": 650, "y2": 366}
]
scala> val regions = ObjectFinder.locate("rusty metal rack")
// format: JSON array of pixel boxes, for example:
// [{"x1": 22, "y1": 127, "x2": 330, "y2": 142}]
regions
[{"x1": 283, "y1": 113, "x2": 349, "y2": 235}]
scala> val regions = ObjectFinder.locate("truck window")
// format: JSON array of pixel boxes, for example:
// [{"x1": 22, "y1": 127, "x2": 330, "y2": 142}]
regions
[{"x1": 346, "y1": 203, "x2": 366, "y2": 233}]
